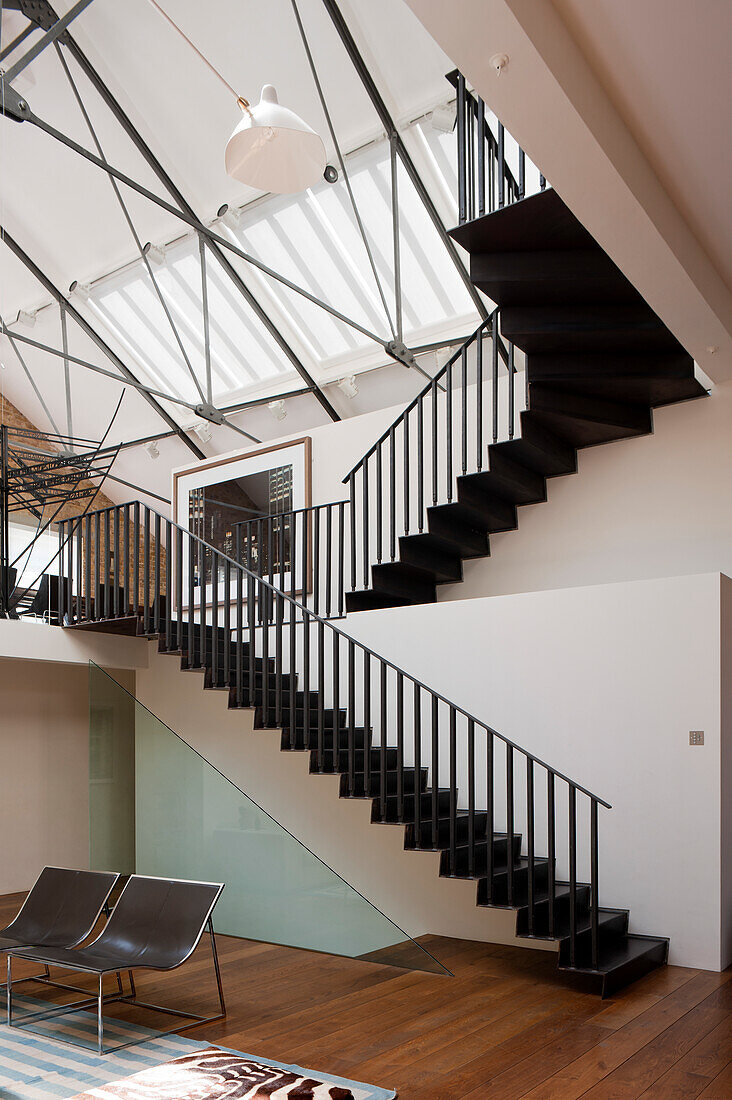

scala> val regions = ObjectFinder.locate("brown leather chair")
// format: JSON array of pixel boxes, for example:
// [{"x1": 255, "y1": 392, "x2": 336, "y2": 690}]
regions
[
  {"x1": 1, "y1": 867, "x2": 119, "y2": 992},
  {"x1": 7, "y1": 874, "x2": 225, "y2": 1055}
]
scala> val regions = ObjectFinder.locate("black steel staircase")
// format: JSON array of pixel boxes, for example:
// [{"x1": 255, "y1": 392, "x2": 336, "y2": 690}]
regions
[
  {"x1": 343, "y1": 188, "x2": 706, "y2": 612},
  {"x1": 58, "y1": 502, "x2": 669, "y2": 996}
]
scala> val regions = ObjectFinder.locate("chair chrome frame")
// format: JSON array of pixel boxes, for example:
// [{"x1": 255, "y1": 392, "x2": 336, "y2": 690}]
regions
[{"x1": 7, "y1": 877, "x2": 226, "y2": 1056}]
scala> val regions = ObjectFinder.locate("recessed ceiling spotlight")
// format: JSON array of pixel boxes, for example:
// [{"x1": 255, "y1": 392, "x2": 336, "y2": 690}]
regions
[
  {"x1": 217, "y1": 203, "x2": 241, "y2": 230},
  {"x1": 430, "y1": 104, "x2": 456, "y2": 134},
  {"x1": 706, "y1": 345, "x2": 719, "y2": 355},
  {"x1": 193, "y1": 420, "x2": 213, "y2": 444},
  {"x1": 323, "y1": 164, "x2": 338, "y2": 184},
  {"x1": 144, "y1": 440, "x2": 160, "y2": 460},
  {"x1": 337, "y1": 374, "x2": 359, "y2": 399},
  {"x1": 68, "y1": 281, "x2": 91, "y2": 300},
  {"x1": 143, "y1": 242, "x2": 167, "y2": 266},
  {"x1": 17, "y1": 309, "x2": 37, "y2": 328},
  {"x1": 267, "y1": 399, "x2": 287, "y2": 422}
]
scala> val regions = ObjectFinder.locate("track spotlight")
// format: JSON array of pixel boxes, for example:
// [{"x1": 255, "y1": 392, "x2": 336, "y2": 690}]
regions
[
  {"x1": 68, "y1": 281, "x2": 91, "y2": 300},
  {"x1": 144, "y1": 440, "x2": 160, "y2": 460},
  {"x1": 430, "y1": 104, "x2": 457, "y2": 134},
  {"x1": 337, "y1": 374, "x2": 359, "y2": 399},
  {"x1": 143, "y1": 242, "x2": 167, "y2": 266},
  {"x1": 267, "y1": 399, "x2": 287, "y2": 422},
  {"x1": 193, "y1": 420, "x2": 213, "y2": 444},
  {"x1": 217, "y1": 203, "x2": 241, "y2": 231},
  {"x1": 16, "y1": 309, "x2": 37, "y2": 328}
]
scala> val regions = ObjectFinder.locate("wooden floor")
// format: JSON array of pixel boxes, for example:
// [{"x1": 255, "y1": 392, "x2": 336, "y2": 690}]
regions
[{"x1": 2, "y1": 891, "x2": 730, "y2": 1099}]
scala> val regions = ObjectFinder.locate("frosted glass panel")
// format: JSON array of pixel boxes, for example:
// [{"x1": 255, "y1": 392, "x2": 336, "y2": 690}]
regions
[{"x1": 89, "y1": 662, "x2": 447, "y2": 975}]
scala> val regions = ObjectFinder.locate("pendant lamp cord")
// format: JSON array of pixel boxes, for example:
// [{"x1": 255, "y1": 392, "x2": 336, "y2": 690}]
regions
[{"x1": 144, "y1": 0, "x2": 251, "y2": 112}]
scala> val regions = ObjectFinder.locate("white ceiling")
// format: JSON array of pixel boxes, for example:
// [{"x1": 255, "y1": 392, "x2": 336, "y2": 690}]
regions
[{"x1": 0, "y1": 0, "x2": 477, "y2": 506}]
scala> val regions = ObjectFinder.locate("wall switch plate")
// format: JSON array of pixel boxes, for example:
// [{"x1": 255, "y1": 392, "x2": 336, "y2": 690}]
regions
[{"x1": 689, "y1": 731, "x2": 704, "y2": 746}]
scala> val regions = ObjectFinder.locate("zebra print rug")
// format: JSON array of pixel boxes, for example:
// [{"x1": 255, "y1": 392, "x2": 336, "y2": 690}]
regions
[{"x1": 70, "y1": 1046, "x2": 395, "y2": 1099}]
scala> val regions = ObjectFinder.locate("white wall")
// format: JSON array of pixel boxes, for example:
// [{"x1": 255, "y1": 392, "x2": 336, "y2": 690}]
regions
[
  {"x1": 343, "y1": 572, "x2": 728, "y2": 971},
  {"x1": 451, "y1": 380, "x2": 732, "y2": 602},
  {"x1": 0, "y1": 658, "x2": 135, "y2": 895}
]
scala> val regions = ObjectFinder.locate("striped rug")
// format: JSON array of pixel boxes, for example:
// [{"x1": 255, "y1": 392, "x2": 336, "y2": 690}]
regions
[
  {"x1": 0, "y1": 999, "x2": 207, "y2": 1099},
  {"x1": 0, "y1": 1003, "x2": 396, "y2": 1100}
]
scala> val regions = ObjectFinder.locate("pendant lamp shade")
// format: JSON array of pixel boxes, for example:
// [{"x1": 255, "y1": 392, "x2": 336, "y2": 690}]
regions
[{"x1": 225, "y1": 84, "x2": 327, "y2": 194}]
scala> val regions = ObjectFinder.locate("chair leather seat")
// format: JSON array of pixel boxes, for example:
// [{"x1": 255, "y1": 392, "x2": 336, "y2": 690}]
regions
[{"x1": 11, "y1": 942, "x2": 177, "y2": 974}]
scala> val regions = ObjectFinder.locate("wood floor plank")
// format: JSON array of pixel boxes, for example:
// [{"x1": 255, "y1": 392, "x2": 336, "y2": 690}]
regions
[{"x1": 0, "y1": 890, "x2": 727, "y2": 1100}]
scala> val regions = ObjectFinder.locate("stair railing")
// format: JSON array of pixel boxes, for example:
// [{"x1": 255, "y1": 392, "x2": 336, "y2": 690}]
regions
[
  {"x1": 342, "y1": 311, "x2": 524, "y2": 592},
  {"x1": 447, "y1": 68, "x2": 546, "y2": 225},
  {"x1": 232, "y1": 500, "x2": 349, "y2": 622},
  {"x1": 59, "y1": 499, "x2": 610, "y2": 968}
]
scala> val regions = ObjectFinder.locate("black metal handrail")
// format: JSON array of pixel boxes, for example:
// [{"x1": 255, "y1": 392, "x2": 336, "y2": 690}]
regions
[{"x1": 59, "y1": 498, "x2": 609, "y2": 967}]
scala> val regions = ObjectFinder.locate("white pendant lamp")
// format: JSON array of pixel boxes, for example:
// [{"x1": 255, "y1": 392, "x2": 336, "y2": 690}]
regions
[
  {"x1": 146, "y1": 1, "x2": 325, "y2": 194},
  {"x1": 225, "y1": 85, "x2": 326, "y2": 194}
]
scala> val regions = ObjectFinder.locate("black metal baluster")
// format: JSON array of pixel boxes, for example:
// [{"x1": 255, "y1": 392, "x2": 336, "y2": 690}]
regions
[
  {"x1": 362, "y1": 464, "x2": 369, "y2": 589},
  {"x1": 267, "y1": 518, "x2": 275, "y2": 627},
  {"x1": 506, "y1": 744, "x2": 514, "y2": 905},
  {"x1": 347, "y1": 640, "x2": 356, "y2": 795},
  {"x1": 113, "y1": 508, "x2": 120, "y2": 618},
  {"x1": 498, "y1": 121, "x2": 505, "y2": 208},
  {"x1": 153, "y1": 512, "x2": 161, "y2": 632},
  {"x1": 142, "y1": 510, "x2": 150, "y2": 633},
  {"x1": 492, "y1": 311, "x2": 499, "y2": 443},
  {"x1": 389, "y1": 426, "x2": 397, "y2": 560},
  {"x1": 431, "y1": 696, "x2": 439, "y2": 849},
  {"x1": 187, "y1": 534, "x2": 195, "y2": 666},
  {"x1": 332, "y1": 632, "x2": 340, "y2": 781},
  {"x1": 74, "y1": 512, "x2": 82, "y2": 624},
  {"x1": 77, "y1": 517, "x2": 84, "y2": 623},
  {"x1": 165, "y1": 520, "x2": 172, "y2": 648},
  {"x1": 247, "y1": 563, "x2": 256, "y2": 710},
  {"x1": 337, "y1": 502, "x2": 345, "y2": 617},
  {"x1": 403, "y1": 417, "x2": 410, "y2": 536},
  {"x1": 417, "y1": 395, "x2": 424, "y2": 532},
  {"x1": 275, "y1": 588, "x2": 283, "y2": 727},
  {"x1": 477, "y1": 97, "x2": 486, "y2": 217},
  {"x1": 289, "y1": 520, "x2": 297, "y2": 745},
  {"x1": 236, "y1": 564, "x2": 243, "y2": 709},
  {"x1": 199, "y1": 542, "x2": 208, "y2": 671},
  {"x1": 380, "y1": 660, "x2": 388, "y2": 822},
  {"x1": 446, "y1": 359, "x2": 453, "y2": 501},
  {"x1": 461, "y1": 344, "x2": 468, "y2": 476},
  {"x1": 476, "y1": 330, "x2": 484, "y2": 471},
  {"x1": 569, "y1": 783, "x2": 577, "y2": 967},
  {"x1": 432, "y1": 378, "x2": 438, "y2": 506},
  {"x1": 348, "y1": 475, "x2": 356, "y2": 591},
  {"x1": 456, "y1": 72, "x2": 467, "y2": 223},
  {"x1": 316, "y1": 621, "x2": 325, "y2": 771},
  {"x1": 302, "y1": 610, "x2": 311, "y2": 749},
  {"x1": 518, "y1": 148, "x2": 525, "y2": 199},
  {"x1": 376, "y1": 442, "x2": 383, "y2": 564},
  {"x1": 547, "y1": 771, "x2": 556, "y2": 937},
  {"x1": 527, "y1": 758, "x2": 535, "y2": 934},
  {"x1": 396, "y1": 673, "x2": 404, "y2": 822},
  {"x1": 591, "y1": 798, "x2": 599, "y2": 970},
  {"x1": 103, "y1": 513, "x2": 111, "y2": 620},
  {"x1": 176, "y1": 524, "x2": 183, "y2": 651},
  {"x1": 93, "y1": 512, "x2": 100, "y2": 621},
  {"x1": 261, "y1": 573, "x2": 270, "y2": 725},
  {"x1": 325, "y1": 507, "x2": 333, "y2": 618},
  {"x1": 413, "y1": 684, "x2": 421, "y2": 838},
  {"x1": 313, "y1": 510, "x2": 320, "y2": 616},
  {"x1": 466, "y1": 92, "x2": 474, "y2": 221},
  {"x1": 486, "y1": 729, "x2": 494, "y2": 900},
  {"x1": 508, "y1": 340, "x2": 515, "y2": 440},
  {"x1": 449, "y1": 708, "x2": 457, "y2": 874},
  {"x1": 123, "y1": 505, "x2": 130, "y2": 616},
  {"x1": 58, "y1": 523, "x2": 66, "y2": 626},
  {"x1": 211, "y1": 550, "x2": 219, "y2": 687},
  {"x1": 364, "y1": 651, "x2": 371, "y2": 796},
  {"x1": 468, "y1": 718, "x2": 475, "y2": 877}
]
